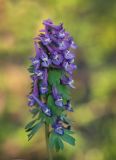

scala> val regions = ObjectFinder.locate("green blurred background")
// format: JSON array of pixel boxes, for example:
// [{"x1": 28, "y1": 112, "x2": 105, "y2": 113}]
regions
[{"x1": 0, "y1": 0, "x2": 116, "y2": 160}]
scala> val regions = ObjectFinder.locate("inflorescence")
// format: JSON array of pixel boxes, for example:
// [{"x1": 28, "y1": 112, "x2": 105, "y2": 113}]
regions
[{"x1": 26, "y1": 19, "x2": 77, "y2": 147}]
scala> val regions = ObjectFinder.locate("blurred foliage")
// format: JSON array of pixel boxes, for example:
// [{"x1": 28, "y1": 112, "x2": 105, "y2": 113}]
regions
[{"x1": 0, "y1": 0, "x2": 116, "y2": 160}]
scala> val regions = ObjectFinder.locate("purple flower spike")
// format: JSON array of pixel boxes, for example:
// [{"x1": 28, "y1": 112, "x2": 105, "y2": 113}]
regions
[
  {"x1": 64, "y1": 100, "x2": 73, "y2": 112},
  {"x1": 27, "y1": 19, "x2": 77, "y2": 144}
]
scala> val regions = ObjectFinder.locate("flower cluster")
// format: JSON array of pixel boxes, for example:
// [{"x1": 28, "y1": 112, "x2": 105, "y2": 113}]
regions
[{"x1": 27, "y1": 19, "x2": 77, "y2": 137}]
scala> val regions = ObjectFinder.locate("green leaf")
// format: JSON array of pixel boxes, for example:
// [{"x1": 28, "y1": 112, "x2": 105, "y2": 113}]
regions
[
  {"x1": 48, "y1": 69, "x2": 63, "y2": 85},
  {"x1": 57, "y1": 83, "x2": 70, "y2": 99},
  {"x1": 61, "y1": 133, "x2": 75, "y2": 146},
  {"x1": 25, "y1": 119, "x2": 37, "y2": 131},
  {"x1": 55, "y1": 138, "x2": 61, "y2": 152},
  {"x1": 49, "y1": 132, "x2": 64, "y2": 151},
  {"x1": 49, "y1": 132, "x2": 57, "y2": 148},
  {"x1": 27, "y1": 121, "x2": 43, "y2": 140},
  {"x1": 57, "y1": 137, "x2": 64, "y2": 150}
]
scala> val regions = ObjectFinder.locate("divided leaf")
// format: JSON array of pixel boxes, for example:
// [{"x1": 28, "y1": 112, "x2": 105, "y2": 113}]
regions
[
  {"x1": 57, "y1": 137, "x2": 64, "y2": 150},
  {"x1": 27, "y1": 121, "x2": 43, "y2": 140},
  {"x1": 57, "y1": 83, "x2": 70, "y2": 99},
  {"x1": 48, "y1": 69, "x2": 63, "y2": 85},
  {"x1": 25, "y1": 119, "x2": 37, "y2": 131},
  {"x1": 49, "y1": 132, "x2": 57, "y2": 148},
  {"x1": 49, "y1": 132, "x2": 64, "y2": 151},
  {"x1": 61, "y1": 133, "x2": 75, "y2": 146}
]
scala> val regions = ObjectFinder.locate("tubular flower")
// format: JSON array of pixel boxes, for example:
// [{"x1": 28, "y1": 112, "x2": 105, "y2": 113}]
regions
[
  {"x1": 26, "y1": 19, "x2": 77, "y2": 151},
  {"x1": 52, "y1": 86, "x2": 64, "y2": 108},
  {"x1": 52, "y1": 119, "x2": 64, "y2": 135}
]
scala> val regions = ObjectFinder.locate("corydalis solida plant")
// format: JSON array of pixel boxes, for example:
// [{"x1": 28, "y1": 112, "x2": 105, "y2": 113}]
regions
[{"x1": 25, "y1": 19, "x2": 77, "y2": 152}]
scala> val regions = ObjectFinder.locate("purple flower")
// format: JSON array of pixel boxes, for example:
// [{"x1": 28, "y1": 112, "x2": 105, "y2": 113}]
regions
[
  {"x1": 71, "y1": 40, "x2": 77, "y2": 49},
  {"x1": 52, "y1": 86, "x2": 63, "y2": 107},
  {"x1": 43, "y1": 19, "x2": 63, "y2": 32},
  {"x1": 54, "y1": 124, "x2": 64, "y2": 135},
  {"x1": 51, "y1": 52, "x2": 63, "y2": 65},
  {"x1": 64, "y1": 100, "x2": 73, "y2": 112},
  {"x1": 28, "y1": 95, "x2": 36, "y2": 107},
  {"x1": 34, "y1": 69, "x2": 44, "y2": 79},
  {"x1": 68, "y1": 58, "x2": 75, "y2": 64},
  {"x1": 59, "y1": 41, "x2": 69, "y2": 50},
  {"x1": 31, "y1": 94, "x2": 52, "y2": 117},
  {"x1": 30, "y1": 57, "x2": 40, "y2": 70},
  {"x1": 52, "y1": 119, "x2": 64, "y2": 135},
  {"x1": 42, "y1": 105, "x2": 52, "y2": 117},
  {"x1": 31, "y1": 58, "x2": 40, "y2": 66},
  {"x1": 58, "y1": 29, "x2": 66, "y2": 39},
  {"x1": 40, "y1": 84, "x2": 48, "y2": 94},
  {"x1": 40, "y1": 69, "x2": 48, "y2": 94},
  {"x1": 63, "y1": 61, "x2": 77, "y2": 74},
  {"x1": 55, "y1": 95, "x2": 63, "y2": 107},
  {"x1": 61, "y1": 75, "x2": 75, "y2": 88},
  {"x1": 28, "y1": 79, "x2": 39, "y2": 106},
  {"x1": 64, "y1": 50, "x2": 75, "y2": 60},
  {"x1": 33, "y1": 79, "x2": 39, "y2": 96},
  {"x1": 34, "y1": 42, "x2": 41, "y2": 58},
  {"x1": 69, "y1": 37, "x2": 77, "y2": 49},
  {"x1": 39, "y1": 34, "x2": 51, "y2": 46},
  {"x1": 40, "y1": 49, "x2": 51, "y2": 67},
  {"x1": 30, "y1": 75, "x2": 38, "y2": 82}
]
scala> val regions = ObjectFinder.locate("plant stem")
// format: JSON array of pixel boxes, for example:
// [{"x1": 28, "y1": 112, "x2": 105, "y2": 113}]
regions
[{"x1": 45, "y1": 123, "x2": 53, "y2": 160}]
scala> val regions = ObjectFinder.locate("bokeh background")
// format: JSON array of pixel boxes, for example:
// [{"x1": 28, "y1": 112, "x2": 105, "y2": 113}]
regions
[{"x1": 0, "y1": 0, "x2": 116, "y2": 160}]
